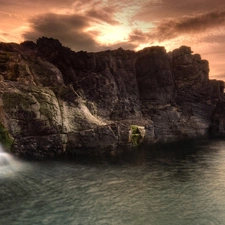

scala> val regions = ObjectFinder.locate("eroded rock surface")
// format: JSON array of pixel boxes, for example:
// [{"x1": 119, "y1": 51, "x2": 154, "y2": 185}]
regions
[{"x1": 0, "y1": 37, "x2": 224, "y2": 158}]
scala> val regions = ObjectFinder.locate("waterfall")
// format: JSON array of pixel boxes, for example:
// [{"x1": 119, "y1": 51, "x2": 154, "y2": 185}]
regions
[
  {"x1": 0, "y1": 145, "x2": 13, "y2": 166},
  {"x1": 0, "y1": 151, "x2": 14, "y2": 166},
  {"x1": 0, "y1": 144, "x2": 23, "y2": 177}
]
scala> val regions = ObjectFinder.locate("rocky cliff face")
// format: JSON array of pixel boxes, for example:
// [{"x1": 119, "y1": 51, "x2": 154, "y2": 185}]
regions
[{"x1": 0, "y1": 37, "x2": 224, "y2": 158}]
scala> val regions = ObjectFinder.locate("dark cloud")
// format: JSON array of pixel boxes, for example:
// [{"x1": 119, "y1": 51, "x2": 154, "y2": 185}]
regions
[
  {"x1": 22, "y1": 9, "x2": 139, "y2": 52},
  {"x1": 22, "y1": 0, "x2": 123, "y2": 52},
  {"x1": 31, "y1": 13, "x2": 89, "y2": 32},
  {"x1": 86, "y1": 7, "x2": 119, "y2": 25},
  {"x1": 128, "y1": 29, "x2": 149, "y2": 42},
  {"x1": 156, "y1": 10, "x2": 225, "y2": 41},
  {"x1": 23, "y1": 8, "x2": 225, "y2": 52},
  {"x1": 23, "y1": 13, "x2": 99, "y2": 51},
  {"x1": 2, "y1": 0, "x2": 225, "y2": 80},
  {"x1": 131, "y1": 10, "x2": 225, "y2": 43}
]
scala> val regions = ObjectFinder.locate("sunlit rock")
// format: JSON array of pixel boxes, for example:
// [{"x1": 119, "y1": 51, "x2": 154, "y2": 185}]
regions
[{"x1": 0, "y1": 37, "x2": 224, "y2": 158}]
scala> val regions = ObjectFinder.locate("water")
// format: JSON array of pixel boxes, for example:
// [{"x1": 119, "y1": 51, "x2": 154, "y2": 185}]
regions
[
  {"x1": 0, "y1": 145, "x2": 22, "y2": 177},
  {"x1": 1, "y1": 139, "x2": 225, "y2": 225}
]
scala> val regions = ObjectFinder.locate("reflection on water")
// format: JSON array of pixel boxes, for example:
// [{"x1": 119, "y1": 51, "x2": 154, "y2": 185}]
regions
[{"x1": 0, "y1": 139, "x2": 225, "y2": 225}]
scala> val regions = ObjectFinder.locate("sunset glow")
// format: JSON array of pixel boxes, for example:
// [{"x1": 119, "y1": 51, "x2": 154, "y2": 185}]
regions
[
  {"x1": 0, "y1": 0, "x2": 225, "y2": 79},
  {"x1": 96, "y1": 25, "x2": 130, "y2": 45}
]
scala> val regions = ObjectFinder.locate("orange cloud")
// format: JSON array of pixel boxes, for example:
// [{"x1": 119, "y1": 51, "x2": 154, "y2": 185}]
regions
[{"x1": 1, "y1": 0, "x2": 225, "y2": 79}]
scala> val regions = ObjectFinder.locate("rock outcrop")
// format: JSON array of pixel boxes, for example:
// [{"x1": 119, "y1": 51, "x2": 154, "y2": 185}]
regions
[{"x1": 0, "y1": 37, "x2": 224, "y2": 158}]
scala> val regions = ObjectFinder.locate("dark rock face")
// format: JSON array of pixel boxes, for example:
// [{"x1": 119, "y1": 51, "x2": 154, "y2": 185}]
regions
[
  {"x1": 136, "y1": 46, "x2": 175, "y2": 105},
  {"x1": 0, "y1": 37, "x2": 224, "y2": 158},
  {"x1": 36, "y1": 39, "x2": 141, "y2": 120},
  {"x1": 210, "y1": 102, "x2": 225, "y2": 135}
]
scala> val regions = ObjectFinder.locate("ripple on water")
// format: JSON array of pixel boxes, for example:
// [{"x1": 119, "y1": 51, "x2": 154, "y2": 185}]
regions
[{"x1": 1, "y1": 140, "x2": 225, "y2": 225}]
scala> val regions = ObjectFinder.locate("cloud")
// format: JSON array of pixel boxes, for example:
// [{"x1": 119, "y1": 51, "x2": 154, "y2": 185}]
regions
[
  {"x1": 134, "y1": 0, "x2": 225, "y2": 21},
  {"x1": 128, "y1": 10, "x2": 225, "y2": 44},
  {"x1": 86, "y1": 7, "x2": 119, "y2": 25},
  {"x1": 200, "y1": 33, "x2": 225, "y2": 44},
  {"x1": 2, "y1": 0, "x2": 225, "y2": 80},
  {"x1": 23, "y1": 13, "x2": 99, "y2": 51},
  {"x1": 157, "y1": 10, "x2": 225, "y2": 40},
  {"x1": 21, "y1": 1, "x2": 124, "y2": 52},
  {"x1": 22, "y1": 7, "x2": 225, "y2": 53},
  {"x1": 0, "y1": 0, "x2": 75, "y2": 10},
  {"x1": 101, "y1": 40, "x2": 138, "y2": 51},
  {"x1": 128, "y1": 29, "x2": 149, "y2": 42}
]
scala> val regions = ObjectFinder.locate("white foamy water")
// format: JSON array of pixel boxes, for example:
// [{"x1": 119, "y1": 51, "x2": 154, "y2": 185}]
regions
[{"x1": 0, "y1": 145, "x2": 24, "y2": 177}]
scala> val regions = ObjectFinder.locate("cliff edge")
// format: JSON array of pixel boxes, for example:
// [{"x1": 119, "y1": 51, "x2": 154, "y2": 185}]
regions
[{"x1": 0, "y1": 37, "x2": 224, "y2": 158}]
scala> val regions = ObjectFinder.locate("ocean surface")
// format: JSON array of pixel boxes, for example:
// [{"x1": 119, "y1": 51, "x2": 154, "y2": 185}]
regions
[{"x1": 1, "y1": 139, "x2": 225, "y2": 225}]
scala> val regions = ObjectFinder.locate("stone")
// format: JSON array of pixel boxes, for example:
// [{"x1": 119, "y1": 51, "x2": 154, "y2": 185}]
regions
[{"x1": 0, "y1": 37, "x2": 224, "y2": 158}]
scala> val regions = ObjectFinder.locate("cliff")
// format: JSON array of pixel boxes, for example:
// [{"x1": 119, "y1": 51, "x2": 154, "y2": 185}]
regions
[{"x1": 0, "y1": 37, "x2": 224, "y2": 158}]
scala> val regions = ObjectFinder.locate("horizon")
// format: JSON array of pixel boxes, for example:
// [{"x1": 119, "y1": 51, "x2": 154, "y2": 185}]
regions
[{"x1": 0, "y1": 0, "x2": 225, "y2": 80}]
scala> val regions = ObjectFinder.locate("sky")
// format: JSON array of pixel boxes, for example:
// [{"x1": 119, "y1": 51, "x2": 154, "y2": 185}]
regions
[{"x1": 0, "y1": 0, "x2": 225, "y2": 80}]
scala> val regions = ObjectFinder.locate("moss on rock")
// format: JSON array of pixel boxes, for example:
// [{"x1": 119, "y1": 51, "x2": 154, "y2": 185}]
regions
[
  {"x1": 2, "y1": 92, "x2": 33, "y2": 112},
  {"x1": 130, "y1": 125, "x2": 143, "y2": 147},
  {"x1": 0, "y1": 122, "x2": 13, "y2": 149}
]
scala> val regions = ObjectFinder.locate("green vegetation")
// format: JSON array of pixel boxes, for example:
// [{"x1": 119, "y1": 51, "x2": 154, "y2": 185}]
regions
[
  {"x1": 2, "y1": 92, "x2": 32, "y2": 112},
  {"x1": 0, "y1": 122, "x2": 13, "y2": 150},
  {"x1": 32, "y1": 91, "x2": 56, "y2": 123},
  {"x1": 130, "y1": 125, "x2": 142, "y2": 147}
]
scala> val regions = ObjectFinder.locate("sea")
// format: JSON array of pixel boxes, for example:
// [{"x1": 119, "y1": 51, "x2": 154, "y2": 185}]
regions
[{"x1": 0, "y1": 138, "x2": 225, "y2": 225}]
